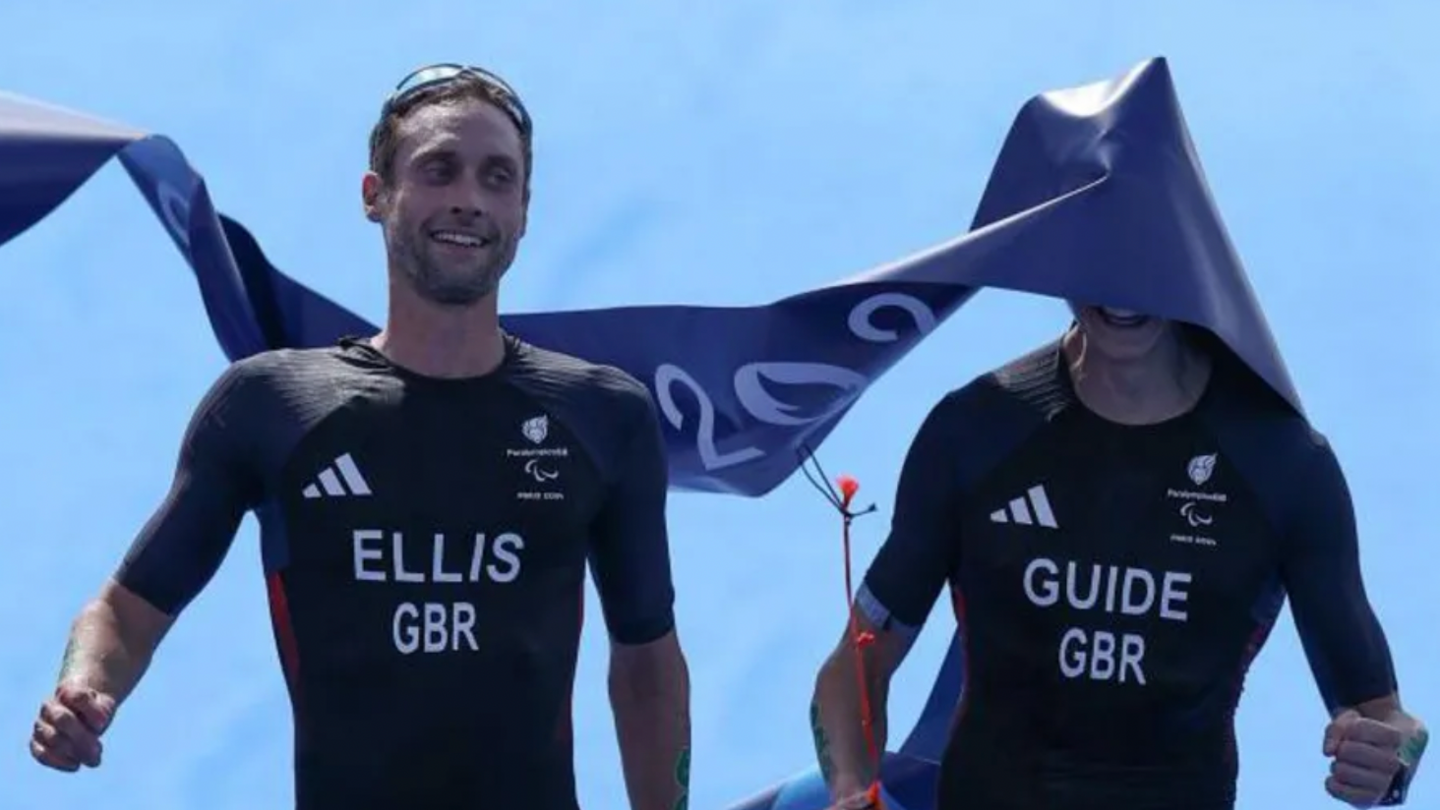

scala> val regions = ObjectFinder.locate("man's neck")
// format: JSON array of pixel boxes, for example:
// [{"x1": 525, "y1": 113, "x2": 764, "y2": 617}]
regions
[
  {"x1": 1061, "y1": 326, "x2": 1211, "y2": 426},
  {"x1": 371, "y1": 279, "x2": 507, "y2": 379}
]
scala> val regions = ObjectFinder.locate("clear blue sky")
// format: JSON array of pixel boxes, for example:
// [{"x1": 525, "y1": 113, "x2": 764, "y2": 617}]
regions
[{"x1": 0, "y1": 2, "x2": 1435, "y2": 809}]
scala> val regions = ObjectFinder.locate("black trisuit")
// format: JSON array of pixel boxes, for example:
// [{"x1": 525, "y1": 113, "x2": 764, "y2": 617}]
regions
[
  {"x1": 856, "y1": 340, "x2": 1399, "y2": 810},
  {"x1": 114, "y1": 334, "x2": 677, "y2": 810}
]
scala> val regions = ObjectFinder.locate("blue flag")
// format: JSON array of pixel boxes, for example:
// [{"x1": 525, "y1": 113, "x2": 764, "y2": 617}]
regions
[
  {"x1": 0, "y1": 56, "x2": 1299, "y2": 504},
  {"x1": 2, "y1": 57, "x2": 1303, "y2": 809}
]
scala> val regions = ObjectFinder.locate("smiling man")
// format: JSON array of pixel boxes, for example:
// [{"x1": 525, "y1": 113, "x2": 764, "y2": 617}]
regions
[
  {"x1": 28, "y1": 64, "x2": 692, "y2": 810},
  {"x1": 809, "y1": 303, "x2": 1427, "y2": 809}
]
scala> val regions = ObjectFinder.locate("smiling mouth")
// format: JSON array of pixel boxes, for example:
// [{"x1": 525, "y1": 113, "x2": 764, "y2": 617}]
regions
[
  {"x1": 1097, "y1": 307, "x2": 1151, "y2": 328},
  {"x1": 430, "y1": 230, "x2": 493, "y2": 249}
]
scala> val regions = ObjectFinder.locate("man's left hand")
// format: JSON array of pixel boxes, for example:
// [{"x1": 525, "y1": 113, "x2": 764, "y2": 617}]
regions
[{"x1": 1323, "y1": 709, "x2": 1406, "y2": 807}]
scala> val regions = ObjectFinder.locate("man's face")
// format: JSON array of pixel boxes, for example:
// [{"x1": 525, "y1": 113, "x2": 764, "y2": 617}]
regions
[
  {"x1": 1067, "y1": 302, "x2": 1175, "y2": 362},
  {"x1": 364, "y1": 97, "x2": 528, "y2": 307}
]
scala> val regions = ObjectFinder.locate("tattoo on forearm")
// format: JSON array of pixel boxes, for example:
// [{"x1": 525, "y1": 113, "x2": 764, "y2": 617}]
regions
[
  {"x1": 1400, "y1": 726, "x2": 1429, "y2": 768},
  {"x1": 673, "y1": 746, "x2": 690, "y2": 810},
  {"x1": 57, "y1": 635, "x2": 80, "y2": 682},
  {"x1": 810, "y1": 701, "x2": 835, "y2": 785}
]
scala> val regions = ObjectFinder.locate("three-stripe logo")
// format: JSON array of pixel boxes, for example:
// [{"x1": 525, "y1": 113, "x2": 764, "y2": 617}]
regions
[
  {"x1": 989, "y1": 484, "x2": 1058, "y2": 529},
  {"x1": 302, "y1": 453, "x2": 372, "y2": 499}
]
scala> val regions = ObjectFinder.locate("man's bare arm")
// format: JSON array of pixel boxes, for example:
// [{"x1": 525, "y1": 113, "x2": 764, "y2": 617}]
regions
[
  {"x1": 609, "y1": 629, "x2": 692, "y2": 810},
  {"x1": 807, "y1": 394, "x2": 968, "y2": 806},
  {"x1": 811, "y1": 609, "x2": 914, "y2": 805},
  {"x1": 58, "y1": 578, "x2": 175, "y2": 702},
  {"x1": 55, "y1": 362, "x2": 257, "y2": 705},
  {"x1": 32, "y1": 361, "x2": 262, "y2": 772},
  {"x1": 31, "y1": 579, "x2": 176, "y2": 772}
]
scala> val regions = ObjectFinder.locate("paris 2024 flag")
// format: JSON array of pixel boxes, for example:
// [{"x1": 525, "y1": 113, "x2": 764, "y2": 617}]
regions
[{"x1": 0, "y1": 57, "x2": 1299, "y2": 507}]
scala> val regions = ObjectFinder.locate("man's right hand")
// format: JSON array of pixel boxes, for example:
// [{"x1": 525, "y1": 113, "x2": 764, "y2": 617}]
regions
[{"x1": 30, "y1": 684, "x2": 116, "y2": 772}]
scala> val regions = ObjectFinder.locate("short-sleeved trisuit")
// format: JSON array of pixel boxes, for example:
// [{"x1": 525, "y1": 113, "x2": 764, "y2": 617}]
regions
[
  {"x1": 858, "y1": 340, "x2": 1399, "y2": 810},
  {"x1": 114, "y1": 333, "x2": 676, "y2": 810}
]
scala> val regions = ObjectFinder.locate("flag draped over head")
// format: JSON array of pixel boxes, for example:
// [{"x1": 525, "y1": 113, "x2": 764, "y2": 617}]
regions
[{"x1": 2, "y1": 57, "x2": 1302, "y2": 808}]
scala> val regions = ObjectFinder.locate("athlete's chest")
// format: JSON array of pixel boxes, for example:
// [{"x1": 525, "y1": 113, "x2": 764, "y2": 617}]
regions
[
  {"x1": 955, "y1": 415, "x2": 1282, "y2": 673},
  {"x1": 965, "y1": 414, "x2": 1275, "y2": 566},
  {"x1": 274, "y1": 387, "x2": 604, "y2": 579}
]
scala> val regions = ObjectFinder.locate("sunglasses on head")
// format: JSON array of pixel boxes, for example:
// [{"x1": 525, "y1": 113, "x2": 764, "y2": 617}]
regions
[{"x1": 382, "y1": 63, "x2": 532, "y2": 135}]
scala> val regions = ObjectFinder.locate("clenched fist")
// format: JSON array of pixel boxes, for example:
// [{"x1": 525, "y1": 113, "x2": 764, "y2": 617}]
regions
[
  {"x1": 1322, "y1": 709, "x2": 1405, "y2": 808},
  {"x1": 30, "y1": 684, "x2": 116, "y2": 772}
]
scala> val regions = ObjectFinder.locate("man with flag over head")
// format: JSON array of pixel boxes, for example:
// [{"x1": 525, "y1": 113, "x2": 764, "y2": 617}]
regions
[
  {"x1": 809, "y1": 303, "x2": 1427, "y2": 809},
  {"x1": 28, "y1": 64, "x2": 692, "y2": 810}
]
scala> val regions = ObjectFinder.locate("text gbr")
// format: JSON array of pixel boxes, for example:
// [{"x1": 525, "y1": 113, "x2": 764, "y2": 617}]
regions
[
  {"x1": 1023, "y1": 557, "x2": 1192, "y2": 686},
  {"x1": 351, "y1": 529, "x2": 524, "y2": 655}
]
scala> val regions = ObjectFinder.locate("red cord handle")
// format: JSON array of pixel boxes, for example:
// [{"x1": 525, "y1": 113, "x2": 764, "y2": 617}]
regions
[{"x1": 837, "y1": 475, "x2": 884, "y2": 809}]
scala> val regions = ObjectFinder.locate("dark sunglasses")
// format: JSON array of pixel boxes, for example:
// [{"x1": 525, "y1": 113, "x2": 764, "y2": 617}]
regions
[{"x1": 382, "y1": 63, "x2": 532, "y2": 135}]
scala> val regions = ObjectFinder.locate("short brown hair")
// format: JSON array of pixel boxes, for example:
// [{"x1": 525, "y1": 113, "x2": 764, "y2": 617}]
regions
[{"x1": 367, "y1": 73, "x2": 534, "y2": 190}]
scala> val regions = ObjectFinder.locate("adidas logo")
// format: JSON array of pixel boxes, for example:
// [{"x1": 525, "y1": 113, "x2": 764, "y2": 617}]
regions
[
  {"x1": 302, "y1": 453, "x2": 372, "y2": 499},
  {"x1": 989, "y1": 484, "x2": 1058, "y2": 529}
]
